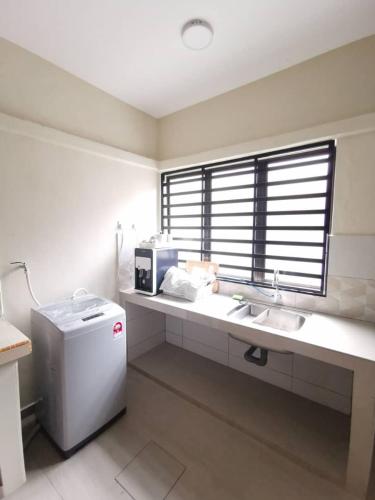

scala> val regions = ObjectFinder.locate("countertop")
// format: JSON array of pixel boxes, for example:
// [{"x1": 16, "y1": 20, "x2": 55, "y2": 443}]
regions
[
  {"x1": 121, "y1": 289, "x2": 375, "y2": 372},
  {"x1": 0, "y1": 320, "x2": 32, "y2": 366}
]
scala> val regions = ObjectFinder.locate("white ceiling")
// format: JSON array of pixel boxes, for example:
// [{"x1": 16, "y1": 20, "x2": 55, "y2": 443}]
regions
[{"x1": 0, "y1": 0, "x2": 374, "y2": 118}]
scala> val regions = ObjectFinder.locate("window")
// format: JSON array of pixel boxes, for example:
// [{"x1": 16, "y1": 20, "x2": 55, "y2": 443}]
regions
[{"x1": 161, "y1": 141, "x2": 335, "y2": 296}]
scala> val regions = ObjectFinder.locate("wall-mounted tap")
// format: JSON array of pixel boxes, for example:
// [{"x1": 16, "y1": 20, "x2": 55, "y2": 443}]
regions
[{"x1": 272, "y1": 268, "x2": 281, "y2": 304}]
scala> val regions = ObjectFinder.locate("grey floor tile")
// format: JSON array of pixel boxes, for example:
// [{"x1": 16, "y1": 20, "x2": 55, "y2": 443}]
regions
[
  {"x1": 116, "y1": 441, "x2": 184, "y2": 500},
  {"x1": 130, "y1": 343, "x2": 350, "y2": 482},
  {"x1": 12, "y1": 365, "x2": 367, "y2": 500},
  {"x1": 5, "y1": 470, "x2": 61, "y2": 500}
]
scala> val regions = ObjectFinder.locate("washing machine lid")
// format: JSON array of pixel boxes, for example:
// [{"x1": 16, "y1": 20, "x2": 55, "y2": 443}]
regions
[{"x1": 36, "y1": 294, "x2": 114, "y2": 327}]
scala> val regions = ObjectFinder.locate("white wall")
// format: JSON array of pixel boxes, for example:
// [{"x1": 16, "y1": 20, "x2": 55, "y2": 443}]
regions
[
  {"x1": 0, "y1": 37, "x2": 157, "y2": 158},
  {"x1": 333, "y1": 131, "x2": 375, "y2": 234},
  {"x1": 0, "y1": 116, "x2": 158, "y2": 405},
  {"x1": 158, "y1": 35, "x2": 375, "y2": 160}
]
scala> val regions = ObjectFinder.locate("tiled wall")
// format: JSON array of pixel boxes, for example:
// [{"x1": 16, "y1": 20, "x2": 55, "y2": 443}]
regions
[
  {"x1": 165, "y1": 315, "x2": 353, "y2": 415},
  {"x1": 218, "y1": 276, "x2": 375, "y2": 323},
  {"x1": 220, "y1": 235, "x2": 375, "y2": 324}
]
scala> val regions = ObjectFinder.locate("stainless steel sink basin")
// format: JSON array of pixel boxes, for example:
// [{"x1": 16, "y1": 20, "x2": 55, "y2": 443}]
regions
[
  {"x1": 253, "y1": 308, "x2": 306, "y2": 332},
  {"x1": 228, "y1": 303, "x2": 268, "y2": 320}
]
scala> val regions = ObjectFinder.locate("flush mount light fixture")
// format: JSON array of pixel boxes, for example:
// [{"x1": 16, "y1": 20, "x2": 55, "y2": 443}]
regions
[{"x1": 181, "y1": 19, "x2": 213, "y2": 50}]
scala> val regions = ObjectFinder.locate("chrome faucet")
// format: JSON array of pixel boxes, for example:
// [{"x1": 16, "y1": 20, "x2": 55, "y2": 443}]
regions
[{"x1": 272, "y1": 268, "x2": 281, "y2": 304}]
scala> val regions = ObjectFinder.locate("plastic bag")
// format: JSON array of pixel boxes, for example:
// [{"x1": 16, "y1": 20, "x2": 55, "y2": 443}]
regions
[{"x1": 160, "y1": 266, "x2": 215, "y2": 302}]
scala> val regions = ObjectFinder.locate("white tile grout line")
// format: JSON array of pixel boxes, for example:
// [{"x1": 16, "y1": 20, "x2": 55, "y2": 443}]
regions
[{"x1": 43, "y1": 471, "x2": 65, "y2": 500}]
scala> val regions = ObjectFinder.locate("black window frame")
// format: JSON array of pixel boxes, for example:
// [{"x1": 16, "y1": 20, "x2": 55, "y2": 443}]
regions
[{"x1": 161, "y1": 140, "x2": 336, "y2": 296}]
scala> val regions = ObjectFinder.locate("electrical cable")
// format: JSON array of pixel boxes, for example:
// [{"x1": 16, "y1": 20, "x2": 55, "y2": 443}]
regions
[
  {"x1": 251, "y1": 285, "x2": 275, "y2": 298},
  {"x1": 10, "y1": 262, "x2": 41, "y2": 306}
]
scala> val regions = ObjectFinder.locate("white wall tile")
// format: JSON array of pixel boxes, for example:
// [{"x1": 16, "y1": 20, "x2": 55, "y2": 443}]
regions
[
  {"x1": 293, "y1": 355, "x2": 353, "y2": 397},
  {"x1": 166, "y1": 315, "x2": 183, "y2": 336},
  {"x1": 183, "y1": 338, "x2": 228, "y2": 366},
  {"x1": 128, "y1": 332, "x2": 165, "y2": 362},
  {"x1": 126, "y1": 311, "x2": 165, "y2": 347},
  {"x1": 183, "y1": 320, "x2": 228, "y2": 352},
  {"x1": 166, "y1": 331, "x2": 183, "y2": 347},
  {"x1": 329, "y1": 235, "x2": 375, "y2": 280},
  {"x1": 228, "y1": 355, "x2": 292, "y2": 391},
  {"x1": 124, "y1": 301, "x2": 153, "y2": 321},
  {"x1": 228, "y1": 337, "x2": 293, "y2": 375},
  {"x1": 292, "y1": 378, "x2": 351, "y2": 415}
]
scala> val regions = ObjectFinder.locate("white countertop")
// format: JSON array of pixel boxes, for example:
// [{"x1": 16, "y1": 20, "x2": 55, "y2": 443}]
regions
[
  {"x1": 121, "y1": 289, "x2": 375, "y2": 372},
  {"x1": 0, "y1": 320, "x2": 32, "y2": 366}
]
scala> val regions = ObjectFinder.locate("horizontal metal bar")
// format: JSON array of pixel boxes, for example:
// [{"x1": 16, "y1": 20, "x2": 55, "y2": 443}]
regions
[
  {"x1": 163, "y1": 197, "x2": 253, "y2": 208},
  {"x1": 161, "y1": 140, "x2": 333, "y2": 180},
  {"x1": 165, "y1": 209, "x2": 326, "y2": 219},
  {"x1": 205, "y1": 160, "x2": 255, "y2": 173},
  {"x1": 163, "y1": 167, "x2": 255, "y2": 187},
  {"x1": 258, "y1": 146, "x2": 331, "y2": 163},
  {"x1": 252, "y1": 225, "x2": 326, "y2": 231},
  {"x1": 162, "y1": 192, "x2": 327, "y2": 209},
  {"x1": 165, "y1": 212, "x2": 252, "y2": 219},
  {"x1": 162, "y1": 168, "x2": 203, "y2": 182},
  {"x1": 260, "y1": 175, "x2": 328, "y2": 188},
  {"x1": 208, "y1": 169, "x2": 254, "y2": 181},
  {"x1": 219, "y1": 265, "x2": 323, "y2": 280},
  {"x1": 266, "y1": 157, "x2": 328, "y2": 172},
  {"x1": 172, "y1": 237, "x2": 251, "y2": 244},
  {"x1": 171, "y1": 237, "x2": 324, "y2": 247},
  {"x1": 218, "y1": 275, "x2": 323, "y2": 295},
  {"x1": 164, "y1": 188, "x2": 203, "y2": 197},
  {"x1": 165, "y1": 226, "x2": 252, "y2": 230},
  {"x1": 180, "y1": 260, "x2": 322, "y2": 280},
  {"x1": 176, "y1": 248, "x2": 323, "y2": 264},
  {"x1": 164, "y1": 225, "x2": 326, "y2": 230},
  {"x1": 162, "y1": 158, "x2": 255, "y2": 180},
  {"x1": 165, "y1": 175, "x2": 328, "y2": 197}
]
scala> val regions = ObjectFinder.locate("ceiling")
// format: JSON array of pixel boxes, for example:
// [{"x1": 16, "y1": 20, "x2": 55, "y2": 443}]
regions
[{"x1": 0, "y1": 1, "x2": 374, "y2": 118}]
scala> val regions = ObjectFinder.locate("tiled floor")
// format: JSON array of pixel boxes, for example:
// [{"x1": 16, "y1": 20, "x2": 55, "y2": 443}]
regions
[
  {"x1": 130, "y1": 343, "x2": 351, "y2": 483},
  {"x1": 8, "y1": 355, "x2": 375, "y2": 499}
]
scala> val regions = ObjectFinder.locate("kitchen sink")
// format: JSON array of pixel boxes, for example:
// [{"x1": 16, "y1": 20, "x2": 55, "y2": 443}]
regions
[
  {"x1": 230, "y1": 303, "x2": 268, "y2": 320},
  {"x1": 253, "y1": 308, "x2": 306, "y2": 332},
  {"x1": 227, "y1": 300, "x2": 307, "y2": 333}
]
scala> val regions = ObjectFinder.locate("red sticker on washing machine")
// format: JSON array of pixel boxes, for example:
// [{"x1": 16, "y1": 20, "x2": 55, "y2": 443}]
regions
[{"x1": 113, "y1": 322, "x2": 123, "y2": 339}]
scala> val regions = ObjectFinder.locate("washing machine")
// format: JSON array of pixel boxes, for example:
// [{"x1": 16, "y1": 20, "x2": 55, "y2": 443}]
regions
[{"x1": 31, "y1": 294, "x2": 126, "y2": 457}]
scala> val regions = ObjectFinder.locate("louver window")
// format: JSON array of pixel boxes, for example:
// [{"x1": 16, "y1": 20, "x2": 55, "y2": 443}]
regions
[{"x1": 161, "y1": 140, "x2": 335, "y2": 296}]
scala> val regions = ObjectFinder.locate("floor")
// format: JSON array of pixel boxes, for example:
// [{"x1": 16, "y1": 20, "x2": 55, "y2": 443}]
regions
[
  {"x1": 8, "y1": 345, "x2": 375, "y2": 500},
  {"x1": 130, "y1": 343, "x2": 351, "y2": 482}
]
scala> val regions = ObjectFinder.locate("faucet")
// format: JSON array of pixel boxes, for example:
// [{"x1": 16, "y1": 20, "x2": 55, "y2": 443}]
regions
[{"x1": 272, "y1": 268, "x2": 281, "y2": 304}]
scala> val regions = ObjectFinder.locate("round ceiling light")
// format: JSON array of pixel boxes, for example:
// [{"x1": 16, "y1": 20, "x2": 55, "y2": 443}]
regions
[{"x1": 181, "y1": 19, "x2": 213, "y2": 50}]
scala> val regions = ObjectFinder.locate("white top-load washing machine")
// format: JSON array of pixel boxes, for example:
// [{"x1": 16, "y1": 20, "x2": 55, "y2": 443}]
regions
[{"x1": 31, "y1": 294, "x2": 126, "y2": 457}]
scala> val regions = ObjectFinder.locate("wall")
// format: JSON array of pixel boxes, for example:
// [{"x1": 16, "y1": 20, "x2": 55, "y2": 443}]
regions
[
  {"x1": 333, "y1": 131, "x2": 375, "y2": 234},
  {"x1": 0, "y1": 116, "x2": 158, "y2": 406},
  {"x1": 158, "y1": 35, "x2": 375, "y2": 160},
  {"x1": 0, "y1": 37, "x2": 157, "y2": 158}
]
